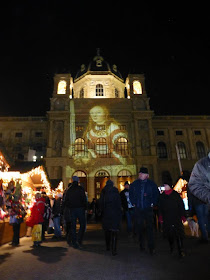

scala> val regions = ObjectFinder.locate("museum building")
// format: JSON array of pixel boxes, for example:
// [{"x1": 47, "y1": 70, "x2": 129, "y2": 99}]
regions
[{"x1": 0, "y1": 53, "x2": 210, "y2": 199}]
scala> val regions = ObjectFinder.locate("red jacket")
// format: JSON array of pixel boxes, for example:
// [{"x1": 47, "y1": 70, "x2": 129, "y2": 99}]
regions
[{"x1": 26, "y1": 197, "x2": 45, "y2": 227}]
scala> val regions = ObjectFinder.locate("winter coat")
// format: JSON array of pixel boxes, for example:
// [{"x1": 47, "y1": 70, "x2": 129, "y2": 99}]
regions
[
  {"x1": 99, "y1": 181, "x2": 122, "y2": 231},
  {"x1": 159, "y1": 190, "x2": 186, "y2": 237},
  {"x1": 64, "y1": 181, "x2": 87, "y2": 209},
  {"x1": 188, "y1": 155, "x2": 210, "y2": 204},
  {"x1": 26, "y1": 197, "x2": 45, "y2": 227},
  {"x1": 129, "y1": 179, "x2": 159, "y2": 209},
  {"x1": 52, "y1": 197, "x2": 62, "y2": 218}
]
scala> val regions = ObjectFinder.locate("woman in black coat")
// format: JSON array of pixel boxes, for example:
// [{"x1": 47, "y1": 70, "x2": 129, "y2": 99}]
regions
[
  {"x1": 159, "y1": 175, "x2": 186, "y2": 257},
  {"x1": 99, "y1": 180, "x2": 122, "y2": 256}
]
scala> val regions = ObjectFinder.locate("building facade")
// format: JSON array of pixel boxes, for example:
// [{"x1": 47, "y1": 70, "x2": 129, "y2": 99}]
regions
[{"x1": 0, "y1": 53, "x2": 209, "y2": 199}]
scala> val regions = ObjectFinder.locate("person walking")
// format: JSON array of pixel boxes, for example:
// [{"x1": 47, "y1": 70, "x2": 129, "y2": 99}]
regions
[
  {"x1": 99, "y1": 180, "x2": 122, "y2": 256},
  {"x1": 159, "y1": 175, "x2": 186, "y2": 257},
  {"x1": 52, "y1": 192, "x2": 63, "y2": 240},
  {"x1": 120, "y1": 181, "x2": 135, "y2": 237},
  {"x1": 64, "y1": 176, "x2": 87, "y2": 249},
  {"x1": 62, "y1": 183, "x2": 72, "y2": 245},
  {"x1": 188, "y1": 153, "x2": 210, "y2": 243},
  {"x1": 129, "y1": 167, "x2": 159, "y2": 255},
  {"x1": 26, "y1": 193, "x2": 45, "y2": 247}
]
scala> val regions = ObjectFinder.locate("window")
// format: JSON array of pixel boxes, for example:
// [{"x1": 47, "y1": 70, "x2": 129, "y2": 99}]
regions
[
  {"x1": 115, "y1": 88, "x2": 119, "y2": 98},
  {"x1": 176, "y1": 130, "x2": 183, "y2": 136},
  {"x1": 35, "y1": 132, "x2": 43, "y2": 137},
  {"x1": 96, "y1": 84, "x2": 104, "y2": 96},
  {"x1": 118, "y1": 170, "x2": 131, "y2": 177},
  {"x1": 80, "y1": 88, "x2": 84, "y2": 98},
  {"x1": 157, "y1": 130, "x2": 164, "y2": 136},
  {"x1": 133, "y1": 81, "x2": 142, "y2": 94},
  {"x1": 15, "y1": 132, "x2": 22, "y2": 138},
  {"x1": 177, "y1": 141, "x2": 187, "y2": 159},
  {"x1": 73, "y1": 170, "x2": 86, "y2": 177},
  {"x1": 76, "y1": 126, "x2": 84, "y2": 132},
  {"x1": 17, "y1": 153, "x2": 24, "y2": 160},
  {"x1": 196, "y1": 141, "x2": 206, "y2": 159},
  {"x1": 119, "y1": 125, "x2": 126, "y2": 131},
  {"x1": 14, "y1": 144, "x2": 22, "y2": 152},
  {"x1": 34, "y1": 143, "x2": 43, "y2": 152},
  {"x1": 74, "y1": 138, "x2": 85, "y2": 156},
  {"x1": 194, "y1": 130, "x2": 201, "y2": 135},
  {"x1": 96, "y1": 138, "x2": 108, "y2": 157},
  {"x1": 96, "y1": 170, "x2": 109, "y2": 177},
  {"x1": 116, "y1": 137, "x2": 128, "y2": 156},
  {"x1": 57, "y1": 80, "x2": 66, "y2": 95},
  {"x1": 157, "y1": 142, "x2": 168, "y2": 159}
]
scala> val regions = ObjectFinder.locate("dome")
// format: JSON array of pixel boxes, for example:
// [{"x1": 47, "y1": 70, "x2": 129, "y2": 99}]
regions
[{"x1": 75, "y1": 51, "x2": 123, "y2": 80}]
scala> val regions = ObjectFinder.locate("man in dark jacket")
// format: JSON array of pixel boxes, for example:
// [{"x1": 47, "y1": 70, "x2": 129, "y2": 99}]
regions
[
  {"x1": 188, "y1": 153, "x2": 210, "y2": 243},
  {"x1": 129, "y1": 167, "x2": 159, "y2": 255},
  {"x1": 64, "y1": 176, "x2": 87, "y2": 248}
]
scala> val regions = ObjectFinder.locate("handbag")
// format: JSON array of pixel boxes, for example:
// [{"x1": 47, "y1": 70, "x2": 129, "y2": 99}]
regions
[{"x1": 32, "y1": 224, "x2": 42, "y2": 242}]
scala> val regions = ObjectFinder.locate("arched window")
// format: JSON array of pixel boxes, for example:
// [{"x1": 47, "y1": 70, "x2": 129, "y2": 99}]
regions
[
  {"x1": 177, "y1": 141, "x2": 187, "y2": 159},
  {"x1": 74, "y1": 138, "x2": 85, "y2": 156},
  {"x1": 57, "y1": 80, "x2": 66, "y2": 95},
  {"x1": 80, "y1": 88, "x2": 84, "y2": 98},
  {"x1": 116, "y1": 137, "x2": 128, "y2": 156},
  {"x1": 133, "y1": 81, "x2": 142, "y2": 94},
  {"x1": 95, "y1": 170, "x2": 110, "y2": 177},
  {"x1": 157, "y1": 142, "x2": 168, "y2": 159},
  {"x1": 196, "y1": 141, "x2": 206, "y2": 159},
  {"x1": 118, "y1": 170, "x2": 131, "y2": 177},
  {"x1": 96, "y1": 84, "x2": 104, "y2": 96},
  {"x1": 73, "y1": 170, "x2": 86, "y2": 177},
  {"x1": 115, "y1": 88, "x2": 119, "y2": 98},
  {"x1": 96, "y1": 138, "x2": 108, "y2": 157}
]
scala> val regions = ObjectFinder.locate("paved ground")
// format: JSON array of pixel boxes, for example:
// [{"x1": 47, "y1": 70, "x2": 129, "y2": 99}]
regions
[{"x1": 0, "y1": 223, "x2": 209, "y2": 280}]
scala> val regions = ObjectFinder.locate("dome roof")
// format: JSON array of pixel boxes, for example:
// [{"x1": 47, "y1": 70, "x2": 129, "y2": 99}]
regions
[{"x1": 75, "y1": 51, "x2": 123, "y2": 80}]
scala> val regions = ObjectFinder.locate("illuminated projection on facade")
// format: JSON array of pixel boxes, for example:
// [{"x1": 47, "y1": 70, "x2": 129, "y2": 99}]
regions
[
  {"x1": 68, "y1": 101, "x2": 131, "y2": 168},
  {"x1": 46, "y1": 52, "x2": 150, "y2": 198}
]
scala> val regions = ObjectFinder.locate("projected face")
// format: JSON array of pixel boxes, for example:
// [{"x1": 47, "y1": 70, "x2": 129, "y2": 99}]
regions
[
  {"x1": 69, "y1": 102, "x2": 129, "y2": 167},
  {"x1": 90, "y1": 106, "x2": 106, "y2": 124}
]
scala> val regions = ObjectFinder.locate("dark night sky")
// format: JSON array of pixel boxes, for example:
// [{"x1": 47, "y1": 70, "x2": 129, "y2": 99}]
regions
[{"x1": 0, "y1": 1, "x2": 209, "y2": 117}]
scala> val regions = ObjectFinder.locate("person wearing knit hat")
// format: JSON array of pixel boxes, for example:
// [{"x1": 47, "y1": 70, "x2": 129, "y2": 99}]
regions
[
  {"x1": 129, "y1": 167, "x2": 159, "y2": 255},
  {"x1": 159, "y1": 174, "x2": 186, "y2": 257}
]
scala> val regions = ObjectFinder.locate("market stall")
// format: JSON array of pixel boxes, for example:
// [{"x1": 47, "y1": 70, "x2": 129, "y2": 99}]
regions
[{"x1": 0, "y1": 162, "x2": 51, "y2": 245}]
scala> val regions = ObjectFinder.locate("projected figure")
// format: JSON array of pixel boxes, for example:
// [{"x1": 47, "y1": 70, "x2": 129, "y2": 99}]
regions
[{"x1": 81, "y1": 105, "x2": 128, "y2": 165}]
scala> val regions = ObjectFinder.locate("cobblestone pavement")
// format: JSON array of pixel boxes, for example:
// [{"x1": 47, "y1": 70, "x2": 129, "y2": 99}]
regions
[{"x1": 0, "y1": 223, "x2": 209, "y2": 280}]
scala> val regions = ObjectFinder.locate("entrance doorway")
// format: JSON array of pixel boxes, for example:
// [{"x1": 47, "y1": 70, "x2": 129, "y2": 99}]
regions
[
  {"x1": 117, "y1": 170, "x2": 132, "y2": 192},
  {"x1": 73, "y1": 170, "x2": 87, "y2": 191},
  {"x1": 94, "y1": 170, "x2": 110, "y2": 199}
]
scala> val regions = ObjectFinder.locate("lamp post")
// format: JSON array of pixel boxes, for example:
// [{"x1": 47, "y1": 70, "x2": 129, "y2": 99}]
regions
[{"x1": 175, "y1": 143, "x2": 183, "y2": 176}]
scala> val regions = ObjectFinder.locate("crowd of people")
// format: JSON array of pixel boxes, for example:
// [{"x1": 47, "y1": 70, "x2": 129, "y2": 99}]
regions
[{"x1": 4, "y1": 154, "x2": 210, "y2": 258}]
